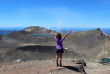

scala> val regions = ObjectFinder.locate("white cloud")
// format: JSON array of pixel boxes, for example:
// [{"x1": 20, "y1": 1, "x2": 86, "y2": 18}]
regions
[{"x1": 17, "y1": 6, "x2": 110, "y2": 28}]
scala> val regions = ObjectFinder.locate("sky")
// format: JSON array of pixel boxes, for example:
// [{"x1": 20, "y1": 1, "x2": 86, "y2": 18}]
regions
[{"x1": 0, "y1": 0, "x2": 110, "y2": 28}]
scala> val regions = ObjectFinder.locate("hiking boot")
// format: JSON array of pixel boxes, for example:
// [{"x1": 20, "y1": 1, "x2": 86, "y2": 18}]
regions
[
  {"x1": 56, "y1": 63, "x2": 59, "y2": 66},
  {"x1": 59, "y1": 63, "x2": 62, "y2": 67}
]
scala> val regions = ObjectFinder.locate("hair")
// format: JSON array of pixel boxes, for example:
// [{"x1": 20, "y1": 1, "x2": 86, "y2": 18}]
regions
[{"x1": 56, "y1": 33, "x2": 62, "y2": 40}]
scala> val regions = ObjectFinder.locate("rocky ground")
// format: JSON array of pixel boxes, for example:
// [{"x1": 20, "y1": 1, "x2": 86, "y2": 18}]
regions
[{"x1": 0, "y1": 59, "x2": 110, "y2": 74}]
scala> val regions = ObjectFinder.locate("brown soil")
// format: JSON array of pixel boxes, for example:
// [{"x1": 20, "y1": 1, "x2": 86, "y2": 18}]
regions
[{"x1": 0, "y1": 60, "x2": 110, "y2": 74}]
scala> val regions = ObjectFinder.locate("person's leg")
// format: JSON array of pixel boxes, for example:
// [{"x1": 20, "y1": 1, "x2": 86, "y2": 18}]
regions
[
  {"x1": 56, "y1": 53, "x2": 59, "y2": 66},
  {"x1": 59, "y1": 53, "x2": 63, "y2": 66}
]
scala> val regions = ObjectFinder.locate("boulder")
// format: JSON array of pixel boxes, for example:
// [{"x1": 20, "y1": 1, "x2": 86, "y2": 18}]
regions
[
  {"x1": 73, "y1": 59, "x2": 86, "y2": 66},
  {"x1": 75, "y1": 64, "x2": 87, "y2": 74}
]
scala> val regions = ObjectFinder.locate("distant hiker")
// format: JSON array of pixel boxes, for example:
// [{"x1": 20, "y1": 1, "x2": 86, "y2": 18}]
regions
[{"x1": 49, "y1": 29, "x2": 72, "y2": 66}]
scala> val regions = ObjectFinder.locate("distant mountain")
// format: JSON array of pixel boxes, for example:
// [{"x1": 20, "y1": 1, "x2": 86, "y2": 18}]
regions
[
  {"x1": 100, "y1": 28, "x2": 110, "y2": 35},
  {"x1": 0, "y1": 27, "x2": 26, "y2": 35},
  {"x1": 0, "y1": 29, "x2": 14, "y2": 35},
  {"x1": 0, "y1": 27, "x2": 110, "y2": 35},
  {"x1": 7, "y1": 26, "x2": 57, "y2": 44},
  {"x1": 49, "y1": 27, "x2": 110, "y2": 35}
]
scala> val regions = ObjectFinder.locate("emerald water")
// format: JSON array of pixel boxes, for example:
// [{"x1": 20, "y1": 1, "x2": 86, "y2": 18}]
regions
[{"x1": 102, "y1": 58, "x2": 110, "y2": 63}]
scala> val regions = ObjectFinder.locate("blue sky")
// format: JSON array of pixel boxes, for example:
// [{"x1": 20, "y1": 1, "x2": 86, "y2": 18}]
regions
[{"x1": 0, "y1": 0, "x2": 110, "y2": 28}]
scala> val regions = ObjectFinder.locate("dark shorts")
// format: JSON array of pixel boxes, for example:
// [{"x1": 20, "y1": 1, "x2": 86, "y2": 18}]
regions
[{"x1": 56, "y1": 48, "x2": 64, "y2": 53}]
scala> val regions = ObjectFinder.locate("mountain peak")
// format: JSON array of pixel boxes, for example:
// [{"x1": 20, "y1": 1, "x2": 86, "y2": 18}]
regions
[
  {"x1": 97, "y1": 28, "x2": 101, "y2": 31},
  {"x1": 19, "y1": 26, "x2": 50, "y2": 34}
]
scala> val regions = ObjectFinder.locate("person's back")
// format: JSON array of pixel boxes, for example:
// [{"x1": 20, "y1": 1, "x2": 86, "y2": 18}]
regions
[{"x1": 54, "y1": 37, "x2": 64, "y2": 50}]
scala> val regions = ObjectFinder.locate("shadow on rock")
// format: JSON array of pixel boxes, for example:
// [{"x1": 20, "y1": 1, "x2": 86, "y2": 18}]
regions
[
  {"x1": 63, "y1": 66, "x2": 80, "y2": 72},
  {"x1": 63, "y1": 65, "x2": 87, "y2": 74}
]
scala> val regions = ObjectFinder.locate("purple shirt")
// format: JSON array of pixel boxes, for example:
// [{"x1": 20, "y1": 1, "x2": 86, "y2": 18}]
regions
[{"x1": 54, "y1": 37, "x2": 64, "y2": 49}]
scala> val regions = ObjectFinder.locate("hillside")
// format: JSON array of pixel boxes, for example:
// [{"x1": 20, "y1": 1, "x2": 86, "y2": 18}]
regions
[
  {"x1": 66, "y1": 28, "x2": 110, "y2": 61},
  {"x1": 7, "y1": 26, "x2": 56, "y2": 45},
  {"x1": 0, "y1": 26, "x2": 110, "y2": 62}
]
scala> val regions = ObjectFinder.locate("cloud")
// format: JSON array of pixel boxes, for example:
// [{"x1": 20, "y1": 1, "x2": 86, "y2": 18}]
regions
[
  {"x1": 36, "y1": 7, "x2": 83, "y2": 26},
  {"x1": 19, "y1": 6, "x2": 110, "y2": 28},
  {"x1": 19, "y1": 7, "x2": 83, "y2": 26}
]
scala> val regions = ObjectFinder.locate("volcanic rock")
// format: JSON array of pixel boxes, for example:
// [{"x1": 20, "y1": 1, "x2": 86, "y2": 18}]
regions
[
  {"x1": 0, "y1": 34, "x2": 3, "y2": 40},
  {"x1": 1, "y1": 26, "x2": 110, "y2": 62}
]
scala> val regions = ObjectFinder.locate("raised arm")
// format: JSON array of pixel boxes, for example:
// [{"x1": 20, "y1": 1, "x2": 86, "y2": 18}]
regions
[
  {"x1": 63, "y1": 30, "x2": 72, "y2": 39},
  {"x1": 49, "y1": 29, "x2": 55, "y2": 38}
]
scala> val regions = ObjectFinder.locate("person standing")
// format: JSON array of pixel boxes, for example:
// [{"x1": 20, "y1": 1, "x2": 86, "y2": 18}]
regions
[{"x1": 49, "y1": 29, "x2": 72, "y2": 66}]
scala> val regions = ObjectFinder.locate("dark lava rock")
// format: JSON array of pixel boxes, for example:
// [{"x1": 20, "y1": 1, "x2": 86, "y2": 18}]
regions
[
  {"x1": 0, "y1": 34, "x2": 3, "y2": 40},
  {"x1": 73, "y1": 59, "x2": 86, "y2": 66},
  {"x1": 75, "y1": 65, "x2": 87, "y2": 74}
]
